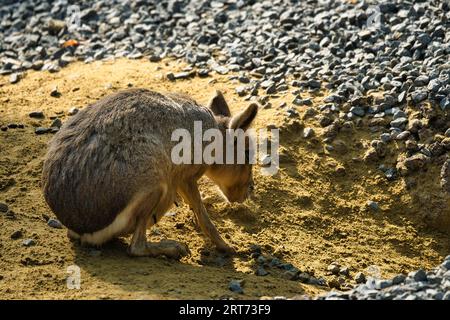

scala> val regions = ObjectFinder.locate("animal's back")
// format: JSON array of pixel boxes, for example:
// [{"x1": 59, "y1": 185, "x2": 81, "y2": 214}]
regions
[{"x1": 42, "y1": 88, "x2": 215, "y2": 234}]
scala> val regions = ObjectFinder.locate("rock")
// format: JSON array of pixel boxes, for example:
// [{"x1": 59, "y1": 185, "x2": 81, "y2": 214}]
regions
[
  {"x1": 392, "y1": 274, "x2": 406, "y2": 285},
  {"x1": 166, "y1": 73, "x2": 175, "y2": 81},
  {"x1": 380, "y1": 133, "x2": 392, "y2": 144},
  {"x1": 395, "y1": 131, "x2": 411, "y2": 141},
  {"x1": 411, "y1": 91, "x2": 428, "y2": 103},
  {"x1": 399, "y1": 153, "x2": 429, "y2": 173},
  {"x1": 339, "y1": 267, "x2": 350, "y2": 277},
  {"x1": 10, "y1": 230, "x2": 23, "y2": 240},
  {"x1": 22, "y1": 239, "x2": 36, "y2": 247},
  {"x1": 9, "y1": 73, "x2": 20, "y2": 84},
  {"x1": 50, "y1": 87, "x2": 61, "y2": 98},
  {"x1": 318, "y1": 115, "x2": 332, "y2": 127},
  {"x1": 355, "y1": 272, "x2": 366, "y2": 284},
  {"x1": 409, "y1": 269, "x2": 427, "y2": 282},
  {"x1": 0, "y1": 202, "x2": 9, "y2": 213},
  {"x1": 441, "y1": 97, "x2": 450, "y2": 111},
  {"x1": 256, "y1": 266, "x2": 269, "y2": 276},
  {"x1": 390, "y1": 117, "x2": 408, "y2": 129},
  {"x1": 327, "y1": 263, "x2": 340, "y2": 275},
  {"x1": 384, "y1": 168, "x2": 397, "y2": 181},
  {"x1": 235, "y1": 86, "x2": 247, "y2": 96},
  {"x1": 47, "y1": 218, "x2": 63, "y2": 229},
  {"x1": 367, "y1": 201, "x2": 379, "y2": 211},
  {"x1": 29, "y1": 111, "x2": 44, "y2": 119},
  {"x1": 298, "y1": 272, "x2": 311, "y2": 283},
  {"x1": 68, "y1": 107, "x2": 79, "y2": 116},
  {"x1": 303, "y1": 127, "x2": 315, "y2": 138},
  {"x1": 50, "y1": 118, "x2": 62, "y2": 128},
  {"x1": 214, "y1": 66, "x2": 229, "y2": 75},
  {"x1": 47, "y1": 19, "x2": 66, "y2": 34},
  {"x1": 350, "y1": 106, "x2": 365, "y2": 117},
  {"x1": 229, "y1": 280, "x2": 244, "y2": 294},
  {"x1": 441, "y1": 260, "x2": 450, "y2": 271},
  {"x1": 414, "y1": 75, "x2": 429, "y2": 86},
  {"x1": 35, "y1": 127, "x2": 49, "y2": 135},
  {"x1": 282, "y1": 270, "x2": 299, "y2": 281}
]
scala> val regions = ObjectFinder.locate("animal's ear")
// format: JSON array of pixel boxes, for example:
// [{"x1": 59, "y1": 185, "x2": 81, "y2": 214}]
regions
[
  {"x1": 229, "y1": 103, "x2": 258, "y2": 130},
  {"x1": 208, "y1": 90, "x2": 231, "y2": 117}
]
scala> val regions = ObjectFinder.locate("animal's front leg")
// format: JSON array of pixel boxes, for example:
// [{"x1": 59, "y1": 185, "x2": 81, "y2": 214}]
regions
[{"x1": 178, "y1": 181, "x2": 235, "y2": 254}]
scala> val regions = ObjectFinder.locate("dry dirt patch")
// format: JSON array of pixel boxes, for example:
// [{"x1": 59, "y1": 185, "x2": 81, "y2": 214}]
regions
[{"x1": 0, "y1": 58, "x2": 449, "y2": 299}]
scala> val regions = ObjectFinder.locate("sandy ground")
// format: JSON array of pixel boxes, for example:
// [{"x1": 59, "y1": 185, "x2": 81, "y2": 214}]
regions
[{"x1": 0, "y1": 58, "x2": 449, "y2": 300}]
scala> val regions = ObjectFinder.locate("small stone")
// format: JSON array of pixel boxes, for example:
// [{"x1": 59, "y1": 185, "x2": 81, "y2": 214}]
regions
[
  {"x1": 256, "y1": 266, "x2": 269, "y2": 276},
  {"x1": 297, "y1": 272, "x2": 311, "y2": 283},
  {"x1": 22, "y1": 239, "x2": 36, "y2": 247},
  {"x1": 380, "y1": 133, "x2": 391, "y2": 143},
  {"x1": 414, "y1": 75, "x2": 429, "y2": 86},
  {"x1": 354, "y1": 272, "x2": 366, "y2": 284},
  {"x1": 440, "y1": 97, "x2": 450, "y2": 111},
  {"x1": 149, "y1": 55, "x2": 161, "y2": 62},
  {"x1": 282, "y1": 270, "x2": 299, "y2": 281},
  {"x1": 327, "y1": 264, "x2": 340, "y2": 275},
  {"x1": 339, "y1": 267, "x2": 350, "y2": 277},
  {"x1": 10, "y1": 230, "x2": 23, "y2": 240},
  {"x1": 392, "y1": 274, "x2": 406, "y2": 285},
  {"x1": 29, "y1": 111, "x2": 44, "y2": 119},
  {"x1": 441, "y1": 260, "x2": 450, "y2": 270},
  {"x1": 50, "y1": 118, "x2": 62, "y2": 128},
  {"x1": 236, "y1": 86, "x2": 247, "y2": 96},
  {"x1": 9, "y1": 73, "x2": 20, "y2": 84},
  {"x1": 197, "y1": 69, "x2": 209, "y2": 77},
  {"x1": 0, "y1": 202, "x2": 9, "y2": 212},
  {"x1": 214, "y1": 66, "x2": 229, "y2": 75},
  {"x1": 390, "y1": 117, "x2": 408, "y2": 128},
  {"x1": 50, "y1": 86, "x2": 61, "y2": 98},
  {"x1": 35, "y1": 127, "x2": 49, "y2": 135},
  {"x1": 395, "y1": 131, "x2": 410, "y2": 141},
  {"x1": 350, "y1": 106, "x2": 365, "y2": 117},
  {"x1": 367, "y1": 201, "x2": 379, "y2": 211},
  {"x1": 68, "y1": 107, "x2": 79, "y2": 116},
  {"x1": 166, "y1": 72, "x2": 175, "y2": 81},
  {"x1": 304, "y1": 127, "x2": 315, "y2": 138},
  {"x1": 318, "y1": 115, "x2": 332, "y2": 127},
  {"x1": 47, "y1": 218, "x2": 63, "y2": 229},
  {"x1": 411, "y1": 91, "x2": 427, "y2": 104},
  {"x1": 229, "y1": 280, "x2": 244, "y2": 294},
  {"x1": 409, "y1": 269, "x2": 427, "y2": 282},
  {"x1": 374, "y1": 279, "x2": 392, "y2": 290},
  {"x1": 401, "y1": 153, "x2": 429, "y2": 172},
  {"x1": 385, "y1": 168, "x2": 397, "y2": 181}
]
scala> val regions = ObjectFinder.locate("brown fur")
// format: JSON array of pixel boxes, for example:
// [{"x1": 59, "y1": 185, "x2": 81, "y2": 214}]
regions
[{"x1": 42, "y1": 88, "x2": 258, "y2": 256}]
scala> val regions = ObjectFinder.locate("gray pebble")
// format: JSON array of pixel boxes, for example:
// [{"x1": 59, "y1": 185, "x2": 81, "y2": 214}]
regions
[
  {"x1": 229, "y1": 280, "x2": 244, "y2": 294},
  {"x1": 22, "y1": 239, "x2": 36, "y2": 247},
  {"x1": 47, "y1": 218, "x2": 63, "y2": 229}
]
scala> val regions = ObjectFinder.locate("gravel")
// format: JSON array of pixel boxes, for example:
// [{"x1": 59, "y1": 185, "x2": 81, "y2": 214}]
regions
[
  {"x1": 1, "y1": 0, "x2": 448, "y2": 112},
  {"x1": 318, "y1": 256, "x2": 450, "y2": 300}
]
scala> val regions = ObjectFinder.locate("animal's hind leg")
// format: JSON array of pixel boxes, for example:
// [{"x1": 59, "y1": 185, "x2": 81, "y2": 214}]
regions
[{"x1": 127, "y1": 189, "x2": 190, "y2": 260}]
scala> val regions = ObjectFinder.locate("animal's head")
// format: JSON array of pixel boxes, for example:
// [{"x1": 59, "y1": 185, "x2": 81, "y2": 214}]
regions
[{"x1": 205, "y1": 90, "x2": 258, "y2": 203}]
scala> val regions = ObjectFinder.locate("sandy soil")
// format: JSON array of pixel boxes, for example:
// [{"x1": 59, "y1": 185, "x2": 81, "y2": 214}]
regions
[{"x1": 0, "y1": 58, "x2": 449, "y2": 299}]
